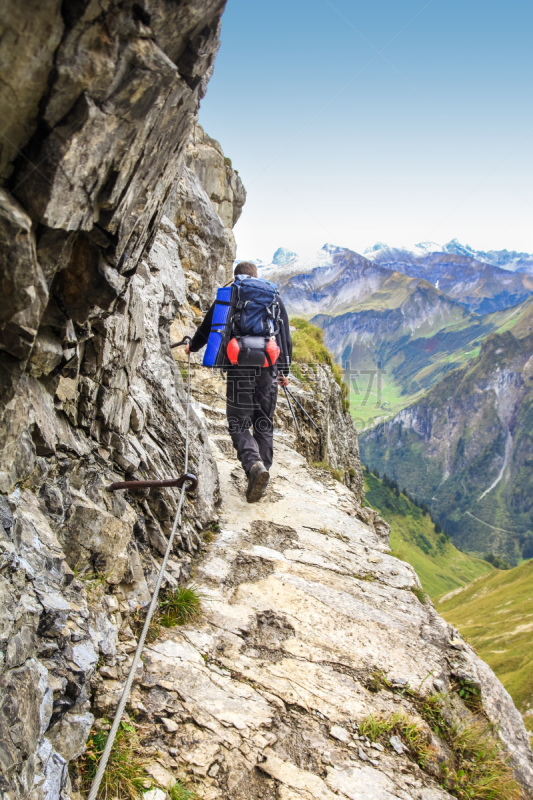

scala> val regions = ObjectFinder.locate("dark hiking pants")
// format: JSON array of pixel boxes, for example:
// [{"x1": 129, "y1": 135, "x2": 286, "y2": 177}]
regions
[{"x1": 226, "y1": 366, "x2": 278, "y2": 474}]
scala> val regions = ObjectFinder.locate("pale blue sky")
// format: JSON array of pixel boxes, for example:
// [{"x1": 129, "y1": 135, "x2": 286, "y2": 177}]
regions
[{"x1": 199, "y1": 0, "x2": 533, "y2": 262}]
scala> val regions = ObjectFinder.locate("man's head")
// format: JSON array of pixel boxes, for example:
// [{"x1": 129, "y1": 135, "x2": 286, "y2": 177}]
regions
[{"x1": 234, "y1": 261, "x2": 258, "y2": 278}]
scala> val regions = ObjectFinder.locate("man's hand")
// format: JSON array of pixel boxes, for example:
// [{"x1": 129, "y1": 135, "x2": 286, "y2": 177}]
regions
[
  {"x1": 184, "y1": 344, "x2": 190, "y2": 355},
  {"x1": 278, "y1": 375, "x2": 289, "y2": 387}
]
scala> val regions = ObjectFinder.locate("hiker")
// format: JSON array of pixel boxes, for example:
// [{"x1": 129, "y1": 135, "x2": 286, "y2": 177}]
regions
[{"x1": 185, "y1": 262, "x2": 292, "y2": 502}]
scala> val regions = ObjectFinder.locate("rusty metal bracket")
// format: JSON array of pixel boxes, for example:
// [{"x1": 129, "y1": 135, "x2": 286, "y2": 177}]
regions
[
  {"x1": 170, "y1": 335, "x2": 192, "y2": 349},
  {"x1": 105, "y1": 472, "x2": 198, "y2": 493}
]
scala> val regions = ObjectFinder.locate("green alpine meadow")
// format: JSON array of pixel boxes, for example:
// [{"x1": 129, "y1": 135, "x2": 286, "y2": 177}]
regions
[{"x1": 435, "y1": 560, "x2": 533, "y2": 744}]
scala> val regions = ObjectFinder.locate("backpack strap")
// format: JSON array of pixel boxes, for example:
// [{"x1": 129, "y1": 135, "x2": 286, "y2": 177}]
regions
[{"x1": 266, "y1": 297, "x2": 280, "y2": 336}]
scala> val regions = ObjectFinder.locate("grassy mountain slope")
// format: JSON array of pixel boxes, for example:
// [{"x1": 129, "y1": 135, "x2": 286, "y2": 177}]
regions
[
  {"x1": 435, "y1": 560, "x2": 533, "y2": 737},
  {"x1": 314, "y1": 277, "x2": 479, "y2": 427},
  {"x1": 342, "y1": 295, "x2": 533, "y2": 430},
  {"x1": 274, "y1": 246, "x2": 533, "y2": 429},
  {"x1": 360, "y1": 318, "x2": 533, "y2": 564},
  {"x1": 289, "y1": 318, "x2": 348, "y2": 407},
  {"x1": 363, "y1": 471, "x2": 493, "y2": 597}
]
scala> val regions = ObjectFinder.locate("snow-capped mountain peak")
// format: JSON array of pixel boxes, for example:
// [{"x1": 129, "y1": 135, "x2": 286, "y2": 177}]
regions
[{"x1": 272, "y1": 247, "x2": 297, "y2": 266}]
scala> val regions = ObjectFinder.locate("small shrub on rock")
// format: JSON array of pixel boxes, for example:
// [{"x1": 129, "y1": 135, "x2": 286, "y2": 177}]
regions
[
  {"x1": 76, "y1": 721, "x2": 150, "y2": 799},
  {"x1": 160, "y1": 583, "x2": 205, "y2": 627}
]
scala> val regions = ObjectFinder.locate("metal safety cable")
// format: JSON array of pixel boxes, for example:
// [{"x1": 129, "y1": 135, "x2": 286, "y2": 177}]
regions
[{"x1": 88, "y1": 346, "x2": 192, "y2": 800}]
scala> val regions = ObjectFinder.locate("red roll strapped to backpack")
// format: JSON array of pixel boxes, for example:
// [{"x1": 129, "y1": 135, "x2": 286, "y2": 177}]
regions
[{"x1": 227, "y1": 336, "x2": 280, "y2": 368}]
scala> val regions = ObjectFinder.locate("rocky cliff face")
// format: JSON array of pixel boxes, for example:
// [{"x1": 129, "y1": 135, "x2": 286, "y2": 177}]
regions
[
  {"x1": 0, "y1": 5, "x2": 368, "y2": 797},
  {"x1": 0, "y1": 0, "x2": 227, "y2": 419},
  {"x1": 0, "y1": 3, "x2": 233, "y2": 796},
  {"x1": 274, "y1": 363, "x2": 365, "y2": 501}
]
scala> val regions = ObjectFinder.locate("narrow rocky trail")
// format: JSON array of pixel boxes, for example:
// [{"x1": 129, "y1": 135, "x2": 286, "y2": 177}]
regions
[{"x1": 128, "y1": 374, "x2": 533, "y2": 800}]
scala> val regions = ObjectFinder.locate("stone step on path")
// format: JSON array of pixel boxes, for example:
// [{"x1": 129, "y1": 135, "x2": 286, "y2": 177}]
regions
[{"x1": 122, "y1": 373, "x2": 533, "y2": 800}]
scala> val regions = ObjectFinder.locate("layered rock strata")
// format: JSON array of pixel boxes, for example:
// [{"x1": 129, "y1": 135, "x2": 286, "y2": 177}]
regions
[
  {"x1": 275, "y1": 364, "x2": 364, "y2": 500},
  {"x1": 0, "y1": 0, "x2": 227, "y2": 417},
  {"x1": 0, "y1": 2, "x2": 237, "y2": 796}
]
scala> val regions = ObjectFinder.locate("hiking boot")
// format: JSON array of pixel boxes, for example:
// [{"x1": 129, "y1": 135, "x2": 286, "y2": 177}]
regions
[{"x1": 246, "y1": 462, "x2": 270, "y2": 503}]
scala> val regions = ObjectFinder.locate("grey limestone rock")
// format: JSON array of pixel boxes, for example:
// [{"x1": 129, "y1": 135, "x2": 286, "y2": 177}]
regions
[
  {"x1": 45, "y1": 710, "x2": 94, "y2": 763},
  {"x1": 0, "y1": 2, "x2": 236, "y2": 795},
  {"x1": 0, "y1": 1, "x2": 64, "y2": 181}
]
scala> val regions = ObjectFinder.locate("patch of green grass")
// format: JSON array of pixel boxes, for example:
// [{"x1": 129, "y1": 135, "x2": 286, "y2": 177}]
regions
[
  {"x1": 312, "y1": 460, "x2": 343, "y2": 482},
  {"x1": 444, "y1": 721, "x2": 521, "y2": 799},
  {"x1": 75, "y1": 569, "x2": 110, "y2": 603},
  {"x1": 454, "y1": 679, "x2": 483, "y2": 713},
  {"x1": 202, "y1": 521, "x2": 220, "y2": 543},
  {"x1": 77, "y1": 721, "x2": 151, "y2": 799},
  {"x1": 290, "y1": 317, "x2": 335, "y2": 365},
  {"x1": 364, "y1": 472, "x2": 494, "y2": 598},
  {"x1": 411, "y1": 585, "x2": 429, "y2": 605},
  {"x1": 290, "y1": 362, "x2": 304, "y2": 382},
  {"x1": 360, "y1": 711, "x2": 432, "y2": 768},
  {"x1": 436, "y1": 558, "x2": 533, "y2": 720},
  {"x1": 131, "y1": 583, "x2": 206, "y2": 641},
  {"x1": 169, "y1": 783, "x2": 197, "y2": 799},
  {"x1": 366, "y1": 670, "x2": 388, "y2": 693},
  {"x1": 290, "y1": 318, "x2": 349, "y2": 409},
  {"x1": 419, "y1": 691, "x2": 449, "y2": 739},
  {"x1": 160, "y1": 583, "x2": 205, "y2": 627},
  {"x1": 360, "y1": 692, "x2": 520, "y2": 800}
]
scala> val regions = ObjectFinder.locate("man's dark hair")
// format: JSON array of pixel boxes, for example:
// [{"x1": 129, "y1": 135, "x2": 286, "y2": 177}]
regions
[{"x1": 234, "y1": 261, "x2": 258, "y2": 278}]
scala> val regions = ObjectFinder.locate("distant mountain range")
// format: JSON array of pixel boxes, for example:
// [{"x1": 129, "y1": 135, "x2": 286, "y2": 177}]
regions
[
  {"x1": 248, "y1": 241, "x2": 533, "y2": 564},
  {"x1": 252, "y1": 239, "x2": 533, "y2": 275},
  {"x1": 257, "y1": 242, "x2": 533, "y2": 315},
  {"x1": 365, "y1": 239, "x2": 533, "y2": 275},
  {"x1": 251, "y1": 243, "x2": 533, "y2": 428}
]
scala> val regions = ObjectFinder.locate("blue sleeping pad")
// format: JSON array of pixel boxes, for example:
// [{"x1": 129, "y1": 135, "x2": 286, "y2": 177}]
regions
[{"x1": 202, "y1": 286, "x2": 232, "y2": 367}]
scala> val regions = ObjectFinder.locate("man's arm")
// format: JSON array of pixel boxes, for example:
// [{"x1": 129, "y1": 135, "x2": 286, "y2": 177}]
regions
[{"x1": 186, "y1": 303, "x2": 215, "y2": 354}]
